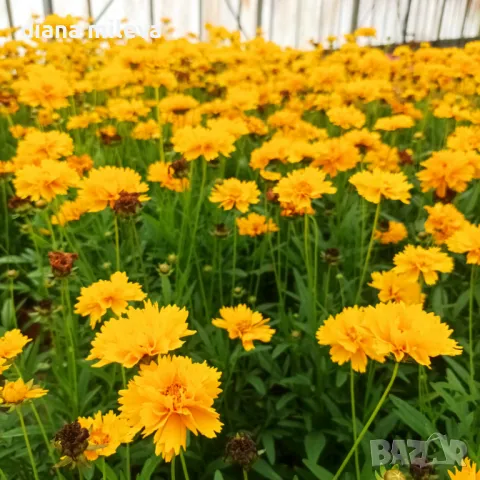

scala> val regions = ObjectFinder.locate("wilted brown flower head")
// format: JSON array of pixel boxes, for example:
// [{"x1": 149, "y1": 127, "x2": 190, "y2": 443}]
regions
[
  {"x1": 54, "y1": 421, "x2": 89, "y2": 461},
  {"x1": 212, "y1": 223, "x2": 230, "y2": 238},
  {"x1": 8, "y1": 195, "x2": 33, "y2": 214},
  {"x1": 322, "y1": 248, "x2": 341, "y2": 265},
  {"x1": 48, "y1": 252, "x2": 78, "y2": 277},
  {"x1": 225, "y1": 432, "x2": 258, "y2": 470},
  {"x1": 398, "y1": 149, "x2": 413, "y2": 165},
  {"x1": 100, "y1": 131, "x2": 122, "y2": 145},
  {"x1": 266, "y1": 189, "x2": 279, "y2": 203},
  {"x1": 168, "y1": 158, "x2": 189, "y2": 179},
  {"x1": 113, "y1": 191, "x2": 142, "y2": 216},
  {"x1": 410, "y1": 457, "x2": 434, "y2": 480},
  {"x1": 434, "y1": 188, "x2": 456, "y2": 204}
]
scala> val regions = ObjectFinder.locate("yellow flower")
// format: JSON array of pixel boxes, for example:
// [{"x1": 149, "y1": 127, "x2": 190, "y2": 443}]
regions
[
  {"x1": 316, "y1": 306, "x2": 390, "y2": 373},
  {"x1": 51, "y1": 199, "x2": 88, "y2": 226},
  {"x1": 77, "y1": 166, "x2": 149, "y2": 213},
  {"x1": 447, "y1": 223, "x2": 480, "y2": 265},
  {"x1": 87, "y1": 301, "x2": 195, "y2": 367},
  {"x1": 236, "y1": 213, "x2": 278, "y2": 237},
  {"x1": 119, "y1": 355, "x2": 222, "y2": 461},
  {"x1": 78, "y1": 411, "x2": 135, "y2": 461},
  {"x1": 13, "y1": 130, "x2": 74, "y2": 169},
  {"x1": 131, "y1": 119, "x2": 160, "y2": 140},
  {"x1": 311, "y1": 138, "x2": 360, "y2": 177},
  {"x1": 327, "y1": 105, "x2": 366, "y2": 130},
  {"x1": 418, "y1": 150, "x2": 475, "y2": 198},
  {"x1": 0, "y1": 379, "x2": 48, "y2": 406},
  {"x1": 75, "y1": 272, "x2": 146, "y2": 328},
  {"x1": 147, "y1": 161, "x2": 189, "y2": 192},
  {"x1": 212, "y1": 304, "x2": 275, "y2": 351},
  {"x1": 13, "y1": 160, "x2": 79, "y2": 202},
  {"x1": 354, "y1": 27, "x2": 376, "y2": 37},
  {"x1": 448, "y1": 458, "x2": 480, "y2": 479},
  {"x1": 349, "y1": 169, "x2": 412, "y2": 204},
  {"x1": 393, "y1": 245, "x2": 454, "y2": 285},
  {"x1": 374, "y1": 115, "x2": 415, "y2": 131},
  {"x1": 14, "y1": 65, "x2": 73, "y2": 110},
  {"x1": 0, "y1": 359, "x2": 10, "y2": 375},
  {"x1": 172, "y1": 126, "x2": 236, "y2": 161},
  {"x1": 364, "y1": 302, "x2": 462, "y2": 366},
  {"x1": 209, "y1": 178, "x2": 260, "y2": 213},
  {"x1": 369, "y1": 271, "x2": 424, "y2": 305},
  {"x1": 273, "y1": 167, "x2": 336, "y2": 214},
  {"x1": 424, "y1": 203, "x2": 466, "y2": 244},
  {"x1": 0, "y1": 329, "x2": 31, "y2": 359},
  {"x1": 374, "y1": 221, "x2": 408, "y2": 244}
]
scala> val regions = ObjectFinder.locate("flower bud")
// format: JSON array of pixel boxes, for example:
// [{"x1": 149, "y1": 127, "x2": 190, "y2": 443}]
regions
[
  {"x1": 158, "y1": 263, "x2": 171, "y2": 276},
  {"x1": 225, "y1": 432, "x2": 258, "y2": 470}
]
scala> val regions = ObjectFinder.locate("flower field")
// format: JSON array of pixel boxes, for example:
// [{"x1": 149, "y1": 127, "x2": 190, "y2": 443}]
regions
[{"x1": 1, "y1": 16, "x2": 480, "y2": 480}]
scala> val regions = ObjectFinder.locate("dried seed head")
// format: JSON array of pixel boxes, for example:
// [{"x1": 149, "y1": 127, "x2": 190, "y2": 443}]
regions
[
  {"x1": 225, "y1": 432, "x2": 258, "y2": 470},
  {"x1": 113, "y1": 191, "x2": 142, "y2": 216},
  {"x1": 168, "y1": 158, "x2": 189, "y2": 179},
  {"x1": 8, "y1": 195, "x2": 33, "y2": 214},
  {"x1": 54, "y1": 421, "x2": 90, "y2": 461},
  {"x1": 213, "y1": 223, "x2": 230, "y2": 238},
  {"x1": 48, "y1": 252, "x2": 78, "y2": 278},
  {"x1": 322, "y1": 248, "x2": 341, "y2": 266},
  {"x1": 410, "y1": 458, "x2": 434, "y2": 480},
  {"x1": 266, "y1": 189, "x2": 279, "y2": 203}
]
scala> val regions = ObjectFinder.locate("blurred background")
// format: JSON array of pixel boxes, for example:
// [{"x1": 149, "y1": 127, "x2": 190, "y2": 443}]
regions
[{"x1": 1, "y1": 0, "x2": 480, "y2": 48}]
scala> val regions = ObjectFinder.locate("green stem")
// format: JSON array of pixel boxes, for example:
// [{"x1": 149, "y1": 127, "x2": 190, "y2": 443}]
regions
[
  {"x1": 154, "y1": 86, "x2": 165, "y2": 163},
  {"x1": 171, "y1": 455, "x2": 176, "y2": 480},
  {"x1": 324, "y1": 264, "x2": 331, "y2": 312},
  {"x1": 355, "y1": 202, "x2": 381, "y2": 304},
  {"x1": 102, "y1": 458, "x2": 106, "y2": 480},
  {"x1": 231, "y1": 213, "x2": 238, "y2": 304},
  {"x1": 114, "y1": 215, "x2": 121, "y2": 271},
  {"x1": 350, "y1": 366, "x2": 360, "y2": 480},
  {"x1": 179, "y1": 449, "x2": 190, "y2": 480},
  {"x1": 469, "y1": 265, "x2": 476, "y2": 390},
  {"x1": 332, "y1": 362, "x2": 399, "y2": 480},
  {"x1": 17, "y1": 406, "x2": 40, "y2": 480},
  {"x1": 121, "y1": 368, "x2": 131, "y2": 480},
  {"x1": 243, "y1": 469, "x2": 249, "y2": 480}
]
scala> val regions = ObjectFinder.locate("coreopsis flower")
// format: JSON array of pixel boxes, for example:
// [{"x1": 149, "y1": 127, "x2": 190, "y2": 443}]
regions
[
  {"x1": 74, "y1": 272, "x2": 146, "y2": 328},
  {"x1": 148, "y1": 161, "x2": 189, "y2": 192},
  {"x1": 364, "y1": 302, "x2": 462, "y2": 366},
  {"x1": 311, "y1": 138, "x2": 360, "y2": 177},
  {"x1": 374, "y1": 114, "x2": 415, "y2": 131},
  {"x1": 349, "y1": 169, "x2": 412, "y2": 204},
  {"x1": 273, "y1": 167, "x2": 336, "y2": 215},
  {"x1": 67, "y1": 154, "x2": 94, "y2": 176},
  {"x1": 77, "y1": 166, "x2": 149, "y2": 213},
  {"x1": 424, "y1": 203, "x2": 466, "y2": 244},
  {"x1": 0, "y1": 379, "x2": 48, "y2": 406},
  {"x1": 13, "y1": 130, "x2": 74, "y2": 169},
  {"x1": 448, "y1": 458, "x2": 480, "y2": 479},
  {"x1": 0, "y1": 359, "x2": 10, "y2": 375},
  {"x1": 316, "y1": 306, "x2": 390, "y2": 372},
  {"x1": 369, "y1": 271, "x2": 424, "y2": 304},
  {"x1": 0, "y1": 161, "x2": 14, "y2": 176},
  {"x1": 354, "y1": 27, "x2": 376, "y2": 37},
  {"x1": 327, "y1": 105, "x2": 365, "y2": 130},
  {"x1": 343, "y1": 128, "x2": 382, "y2": 153},
  {"x1": 393, "y1": 245, "x2": 454, "y2": 285},
  {"x1": 417, "y1": 151, "x2": 475, "y2": 198},
  {"x1": 51, "y1": 199, "x2": 88, "y2": 226},
  {"x1": 119, "y1": 355, "x2": 222, "y2": 461},
  {"x1": 447, "y1": 223, "x2": 480, "y2": 265},
  {"x1": 78, "y1": 411, "x2": 135, "y2": 460},
  {"x1": 87, "y1": 301, "x2": 195, "y2": 367},
  {"x1": 131, "y1": 119, "x2": 160, "y2": 140},
  {"x1": 212, "y1": 305, "x2": 275, "y2": 351},
  {"x1": 364, "y1": 145, "x2": 401, "y2": 173},
  {"x1": 158, "y1": 94, "x2": 199, "y2": 124},
  {"x1": 13, "y1": 160, "x2": 79, "y2": 202},
  {"x1": 0, "y1": 329, "x2": 31, "y2": 359},
  {"x1": 374, "y1": 221, "x2": 408, "y2": 244},
  {"x1": 236, "y1": 213, "x2": 278, "y2": 237},
  {"x1": 67, "y1": 112, "x2": 101, "y2": 130},
  {"x1": 209, "y1": 178, "x2": 260, "y2": 213},
  {"x1": 108, "y1": 98, "x2": 150, "y2": 122},
  {"x1": 13, "y1": 65, "x2": 73, "y2": 110},
  {"x1": 172, "y1": 126, "x2": 236, "y2": 161}
]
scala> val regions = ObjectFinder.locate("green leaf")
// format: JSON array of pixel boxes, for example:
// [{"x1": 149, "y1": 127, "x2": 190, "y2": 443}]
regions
[
  {"x1": 390, "y1": 395, "x2": 436, "y2": 438},
  {"x1": 213, "y1": 471, "x2": 224, "y2": 480},
  {"x1": 262, "y1": 432, "x2": 275, "y2": 465},
  {"x1": 138, "y1": 456, "x2": 163, "y2": 479},
  {"x1": 304, "y1": 431, "x2": 326, "y2": 464},
  {"x1": 247, "y1": 375, "x2": 267, "y2": 396},
  {"x1": 302, "y1": 459, "x2": 333, "y2": 480},
  {"x1": 252, "y1": 459, "x2": 282, "y2": 480}
]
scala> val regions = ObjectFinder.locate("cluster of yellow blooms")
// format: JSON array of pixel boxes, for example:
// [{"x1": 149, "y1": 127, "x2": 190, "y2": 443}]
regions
[{"x1": 1, "y1": 12, "x2": 480, "y2": 479}]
